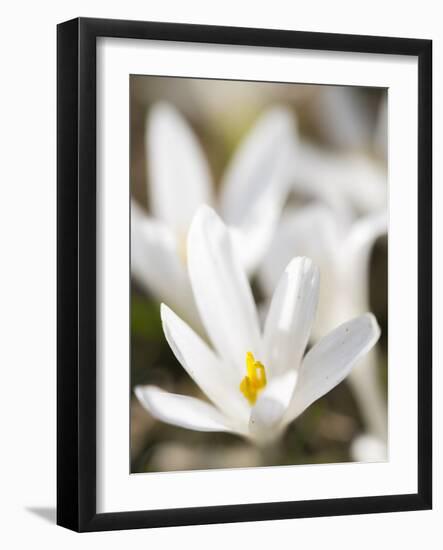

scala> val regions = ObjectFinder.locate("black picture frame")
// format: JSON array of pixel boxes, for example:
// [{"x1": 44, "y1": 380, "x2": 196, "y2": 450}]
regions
[{"x1": 57, "y1": 17, "x2": 432, "y2": 532}]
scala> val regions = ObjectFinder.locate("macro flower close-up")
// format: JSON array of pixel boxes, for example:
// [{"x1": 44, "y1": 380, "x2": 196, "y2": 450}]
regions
[
  {"x1": 135, "y1": 206, "x2": 381, "y2": 445},
  {"x1": 129, "y1": 77, "x2": 388, "y2": 472}
]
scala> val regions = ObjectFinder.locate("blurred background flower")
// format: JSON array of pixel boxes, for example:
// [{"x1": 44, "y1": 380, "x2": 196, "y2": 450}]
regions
[
  {"x1": 131, "y1": 101, "x2": 296, "y2": 332},
  {"x1": 136, "y1": 208, "x2": 380, "y2": 447},
  {"x1": 130, "y1": 76, "x2": 387, "y2": 473}
]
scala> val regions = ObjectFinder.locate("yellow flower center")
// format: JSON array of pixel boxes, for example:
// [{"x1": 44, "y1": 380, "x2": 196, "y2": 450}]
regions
[{"x1": 240, "y1": 352, "x2": 267, "y2": 406}]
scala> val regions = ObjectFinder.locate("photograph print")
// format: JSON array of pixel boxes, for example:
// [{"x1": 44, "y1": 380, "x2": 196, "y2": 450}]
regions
[{"x1": 130, "y1": 76, "x2": 388, "y2": 474}]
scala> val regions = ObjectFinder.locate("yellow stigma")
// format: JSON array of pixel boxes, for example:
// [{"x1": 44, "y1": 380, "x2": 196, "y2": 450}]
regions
[{"x1": 240, "y1": 352, "x2": 267, "y2": 406}]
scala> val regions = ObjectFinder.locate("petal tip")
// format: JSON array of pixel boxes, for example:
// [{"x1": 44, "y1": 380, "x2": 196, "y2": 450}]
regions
[
  {"x1": 263, "y1": 104, "x2": 297, "y2": 133},
  {"x1": 159, "y1": 302, "x2": 172, "y2": 323},
  {"x1": 134, "y1": 384, "x2": 157, "y2": 409},
  {"x1": 187, "y1": 204, "x2": 222, "y2": 255},
  {"x1": 149, "y1": 100, "x2": 178, "y2": 124},
  {"x1": 364, "y1": 312, "x2": 382, "y2": 342}
]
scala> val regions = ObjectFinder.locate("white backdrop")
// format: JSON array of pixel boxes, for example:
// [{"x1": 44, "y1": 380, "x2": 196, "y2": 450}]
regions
[{"x1": 0, "y1": 1, "x2": 440, "y2": 548}]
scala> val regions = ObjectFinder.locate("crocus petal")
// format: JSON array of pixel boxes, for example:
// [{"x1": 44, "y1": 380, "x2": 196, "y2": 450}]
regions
[
  {"x1": 259, "y1": 205, "x2": 339, "y2": 340},
  {"x1": 331, "y1": 155, "x2": 387, "y2": 216},
  {"x1": 314, "y1": 86, "x2": 373, "y2": 151},
  {"x1": 131, "y1": 201, "x2": 201, "y2": 331},
  {"x1": 293, "y1": 141, "x2": 386, "y2": 217},
  {"x1": 259, "y1": 205, "x2": 337, "y2": 298},
  {"x1": 373, "y1": 95, "x2": 387, "y2": 161},
  {"x1": 219, "y1": 107, "x2": 296, "y2": 273},
  {"x1": 351, "y1": 433, "x2": 387, "y2": 463},
  {"x1": 148, "y1": 102, "x2": 213, "y2": 235},
  {"x1": 339, "y1": 211, "x2": 388, "y2": 313},
  {"x1": 263, "y1": 257, "x2": 319, "y2": 377},
  {"x1": 347, "y1": 351, "x2": 387, "y2": 440},
  {"x1": 285, "y1": 313, "x2": 381, "y2": 424},
  {"x1": 187, "y1": 205, "x2": 261, "y2": 371},
  {"x1": 135, "y1": 386, "x2": 237, "y2": 433},
  {"x1": 220, "y1": 106, "x2": 295, "y2": 221},
  {"x1": 249, "y1": 370, "x2": 298, "y2": 443},
  {"x1": 344, "y1": 211, "x2": 387, "y2": 276},
  {"x1": 161, "y1": 304, "x2": 250, "y2": 425}
]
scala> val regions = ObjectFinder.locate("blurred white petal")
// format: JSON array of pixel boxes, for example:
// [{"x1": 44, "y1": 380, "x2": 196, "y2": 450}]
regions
[
  {"x1": 285, "y1": 314, "x2": 380, "y2": 423},
  {"x1": 161, "y1": 304, "x2": 250, "y2": 425},
  {"x1": 148, "y1": 102, "x2": 214, "y2": 235},
  {"x1": 131, "y1": 202, "x2": 186, "y2": 302},
  {"x1": 293, "y1": 141, "x2": 386, "y2": 217},
  {"x1": 263, "y1": 257, "x2": 319, "y2": 377},
  {"x1": 135, "y1": 386, "x2": 237, "y2": 433},
  {"x1": 374, "y1": 95, "x2": 388, "y2": 161},
  {"x1": 351, "y1": 433, "x2": 387, "y2": 463},
  {"x1": 131, "y1": 201, "x2": 201, "y2": 331},
  {"x1": 345, "y1": 211, "x2": 387, "y2": 275},
  {"x1": 220, "y1": 107, "x2": 296, "y2": 273},
  {"x1": 220, "y1": 106, "x2": 295, "y2": 221},
  {"x1": 347, "y1": 352, "x2": 388, "y2": 439},
  {"x1": 259, "y1": 205, "x2": 336, "y2": 297},
  {"x1": 333, "y1": 155, "x2": 387, "y2": 216},
  {"x1": 339, "y1": 211, "x2": 388, "y2": 316},
  {"x1": 249, "y1": 397, "x2": 286, "y2": 444},
  {"x1": 187, "y1": 205, "x2": 261, "y2": 371},
  {"x1": 259, "y1": 205, "x2": 338, "y2": 340},
  {"x1": 314, "y1": 87, "x2": 373, "y2": 150}
]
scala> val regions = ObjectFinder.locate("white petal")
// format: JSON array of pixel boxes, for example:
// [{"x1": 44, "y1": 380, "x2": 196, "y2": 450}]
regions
[
  {"x1": 161, "y1": 304, "x2": 250, "y2": 425},
  {"x1": 249, "y1": 370, "x2": 298, "y2": 443},
  {"x1": 292, "y1": 141, "x2": 386, "y2": 218},
  {"x1": 347, "y1": 351, "x2": 387, "y2": 440},
  {"x1": 148, "y1": 102, "x2": 213, "y2": 235},
  {"x1": 339, "y1": 211, "x2": 388, "y2": 314},
  {"x1": 259, "y1": 206, "x2": 329, "y2": 297},
  {"x1": 334, "y1": 155, "x2": 387, "y2": 216},
  {"x1": 345, "y1": 211, "x2": 387, "y2": 274},
  {"x1": 187, "y1": 206, "x2": 261, "y2": 371},
  {"x1": 220, "y1": 107, "x2": 296, "y2": 273},
  {"x1": 131, "y1": 201, "x2": 202, "y2": 331},
  {"x1": 135, "y1": 386, "x2": 236, "y2": 433},
  {"x1": 285, "y1": 313, "x2": 381, "y2": 423},
  {"x1": 263, "y1": 257, "x2": 319, "y2": 377},
  {"x1": 351, "y1": 433, "x2": 387, "y2": 463},
  {"x1": 259, "y1": 205, "x2": 338, "y2": 340},
  {"x1": 374, "y1": 95, "x2": 387, "y2": 160},
  {"x1": 291, "y1": 141, "x2": 353, "y2": 223},
  {"x1": 314, "y1": 87, "x2": 373, "y2": 150},
  {"x1": 220, "y1": 106, "x2": 295, "y2": 221}
]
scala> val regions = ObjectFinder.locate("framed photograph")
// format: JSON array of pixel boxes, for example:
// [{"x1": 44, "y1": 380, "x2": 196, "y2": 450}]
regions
[{"x1": 57, "y1": 17, "x2": 432, "y2": 532}]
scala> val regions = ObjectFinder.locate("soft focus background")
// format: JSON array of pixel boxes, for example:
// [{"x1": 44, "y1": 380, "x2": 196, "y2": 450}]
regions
[{"x1": 130, "y1": 76, "x2": 387, "y2": 473}]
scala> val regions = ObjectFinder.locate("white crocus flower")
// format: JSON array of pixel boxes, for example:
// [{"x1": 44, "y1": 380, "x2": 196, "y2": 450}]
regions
[
  {"x1": 292, "y1": 140, "x2": 387, "y2": 223},
  {"x1": 131, "y1": 102, "x2": 296, "y2": 329},
  {"x1": 259, "y1": 204, "x2": 387, "y2": 439},
  {"x1": 135, "y1": 206, "x2": 380, "y2": 445}
]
